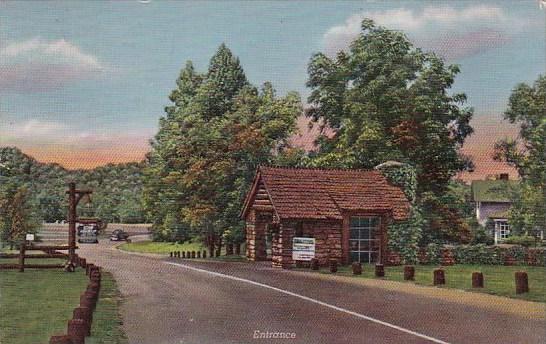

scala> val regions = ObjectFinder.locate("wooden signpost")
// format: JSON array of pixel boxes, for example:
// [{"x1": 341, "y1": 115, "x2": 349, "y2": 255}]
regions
[
  {"x1": 0, "y1": 182, "x2": 92, "y2": 272},
  {"x1": 67, "y1": 182, "x2": 92, "y2": 267}
]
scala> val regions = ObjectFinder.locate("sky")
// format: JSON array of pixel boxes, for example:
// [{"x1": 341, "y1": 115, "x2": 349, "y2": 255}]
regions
[{"x1": 0, "y1": 0, "x2": 544, "y2": 172}]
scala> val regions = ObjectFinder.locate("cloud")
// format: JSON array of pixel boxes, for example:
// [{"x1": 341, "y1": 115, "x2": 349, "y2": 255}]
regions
[
  {"x1": 0, "y1": 38, "x2": 104, "y2": 93},
  {"x1": 419, "y1": 28, "x2": 511, "y2": 61},
  {"x1": 0, "y1": 118, "x2": 154, "y2": 150},
  {"x1": 323, "y1": 5, "x2": 515, "y2": 60}
]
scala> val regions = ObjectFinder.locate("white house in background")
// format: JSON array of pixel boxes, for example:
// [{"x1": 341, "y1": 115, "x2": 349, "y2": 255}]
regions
[{"x1": 471, "y1": 174, "x2": 518, "y2": 245}]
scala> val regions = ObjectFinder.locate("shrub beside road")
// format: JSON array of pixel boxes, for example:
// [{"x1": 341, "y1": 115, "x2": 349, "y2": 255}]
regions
[{"x1": 309, "y1": 264, "x2": 546, "y2": 303}]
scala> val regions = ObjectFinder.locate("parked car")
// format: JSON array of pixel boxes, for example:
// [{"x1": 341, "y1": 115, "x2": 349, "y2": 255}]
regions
[
  {"x1": 110, "y1": 229, "x2": 129, "y2": 241},
  {"x1": 77, "y1": 224, "x2": 98, "y2": 236},
  {"x1": 78, "y1": 226, "x2": 99, "y2": 244}
]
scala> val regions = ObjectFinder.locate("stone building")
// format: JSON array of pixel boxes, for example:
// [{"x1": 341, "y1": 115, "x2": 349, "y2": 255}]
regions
[{"x1": 241, "y1": 166, "x2": 410, "y2": 268}]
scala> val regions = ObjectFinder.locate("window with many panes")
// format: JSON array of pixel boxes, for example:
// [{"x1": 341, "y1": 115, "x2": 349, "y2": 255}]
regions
[
  {"x1": 495, "y1": 220, "x2": 510, "y2": 239},
  {"x1": 349, "y1": 216, "x2": 381, "y2": 263}
]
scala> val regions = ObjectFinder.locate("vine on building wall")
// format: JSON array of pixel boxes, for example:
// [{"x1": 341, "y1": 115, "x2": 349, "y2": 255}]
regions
[
  {"x1": 387, "y1": 208, "x2": 423, "y2": 264},
  {"x1": 376, "y1": 162, "x2": 417, "y2": 202},
  {"x1": 377, "y1": 162, "x2": 421, "y2": 264}
]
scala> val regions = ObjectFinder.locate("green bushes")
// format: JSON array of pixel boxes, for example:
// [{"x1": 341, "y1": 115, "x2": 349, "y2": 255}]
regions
[
  {"x1": 416, "y1": 244, "x2": 545, "y2": 266},
  {"x1": 504, "y1": 235, "x2": 538, "y2": 247}
]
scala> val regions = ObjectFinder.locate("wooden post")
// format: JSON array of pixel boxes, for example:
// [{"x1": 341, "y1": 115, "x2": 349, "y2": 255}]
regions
[
  {"x1": 310, "y1": 258, "x2": 319, "y2": 270},
  {"x1": 472, "y1": 272, "x2": 484, "y2": 288},
  {"x1": 433, "y1": 269, "x2": 445, "y2": 285},
  {"x1": 404, "y1": 265, "x2": 415, "y2": 281},
  {"x1": 352, "y1": 262, "x2": 362, "y2": 275},
  {"x1": 18, "y1": 242, "x2": 25, "y2": 272},
  {"x1": 49, "y1": 335, "x2": 73, "y2": 344},
  {"x1": 73, "y1": 306, "x2": 92, "y2": 336},
  {"x1": 67, "y1": 319, "x2": 86, "y2": 344},
  {"x1": 208, "y1": 241, "x2": 215, "y2": 259},
  {"x1": 375, "y1": 264, "x2": 385, "y2": 277},
  {"x1": 226, "y1": 243, "x2": 234, "y2": 255},
  {"x1": 68, "y1": 182, "x2": 77, "y2": 265},
  {"x1": 66, "y1": 182, "x2": 92, "y2": 268},
  {"x1": 515, "y1": 271, "x2": 529, "y2": 294},
  {"x1": 329, "y1": 259, "x2": 337, "y2": 273}
]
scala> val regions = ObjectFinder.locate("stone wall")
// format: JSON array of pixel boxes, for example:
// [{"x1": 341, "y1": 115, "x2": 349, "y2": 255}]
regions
[
  {"x1": 271, "y1": 225, "x2": 294, "y2": 268},
  {"x1": 303, "y1": 220, "x2": 343, "y2": 266},
  {"x1": 272, "y1": 220, "x2": 343, "y2": 268},
  {"x1": 245, "y1": 209, "x2": 269, "y2": 261}
]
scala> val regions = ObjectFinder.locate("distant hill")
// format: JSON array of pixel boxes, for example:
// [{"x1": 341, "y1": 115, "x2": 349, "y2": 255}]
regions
[{"x1": 0, "y1": 147, "x2": 145, "y2": 223}]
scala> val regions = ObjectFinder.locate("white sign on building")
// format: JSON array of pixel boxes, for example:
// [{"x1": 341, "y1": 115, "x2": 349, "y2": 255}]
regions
[
  {"x1": 25, "y1": 233, "x2": 35, "y2": 241},
  {"x1": 292, "y1": 237, "x2": 315, "y2": 261}
]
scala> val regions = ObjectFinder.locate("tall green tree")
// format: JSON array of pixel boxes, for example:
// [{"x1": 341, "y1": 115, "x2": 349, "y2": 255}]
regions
[
  {"x1": 143, "y1": 58, "x2": 205, "y2": 241},
  {"x1": 144, "y1": 45, "x2": 301, "y2": 252},
  {"x1": 306, "y1": 19, "x2": 474, "y2": 243},
  {"x1": 193, "y1": 43, "x2": 248, "y2": 120},
  {"x1": 495, "y1": 75, "x2": 545, "y2": 235}
]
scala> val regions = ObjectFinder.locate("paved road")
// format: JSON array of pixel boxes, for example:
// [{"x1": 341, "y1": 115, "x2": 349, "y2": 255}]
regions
[{"x1": 79, "y1": 240, "x2": 545, "y2": 344}]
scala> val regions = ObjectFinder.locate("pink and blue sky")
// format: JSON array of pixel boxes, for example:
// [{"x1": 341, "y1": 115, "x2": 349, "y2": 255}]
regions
[{"x1": 0, "y1": 1, "x2": 544, "y2": 176}]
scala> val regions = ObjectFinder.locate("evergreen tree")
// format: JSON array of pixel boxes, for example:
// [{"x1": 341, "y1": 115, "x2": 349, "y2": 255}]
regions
[
  {"x1": 194, "y1": 43, "x2": 248, "y2": 120},
  {"x1": 144, "y1": 44, "x2": 301, "y2": 252}
]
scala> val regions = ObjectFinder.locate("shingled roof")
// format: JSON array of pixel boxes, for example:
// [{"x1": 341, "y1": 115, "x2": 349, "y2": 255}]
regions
[{"x1": 241, "y1": 166, "x2": 410, "y2": 221}]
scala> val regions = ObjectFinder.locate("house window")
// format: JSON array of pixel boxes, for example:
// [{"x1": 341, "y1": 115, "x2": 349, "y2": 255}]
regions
[
  {"x1": 495, "y1": 220, "x2": 510, "y2": 240},
  {"x1": 349, "y1": 216, "x2": 381, "y2": 263}
]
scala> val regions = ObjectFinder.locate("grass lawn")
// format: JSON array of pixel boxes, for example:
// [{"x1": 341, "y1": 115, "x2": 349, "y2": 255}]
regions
[
  {"x1": 118, "y1": 240, "x2": 205, "y2": 254},
  {"x1": 311, "y1": 264, "x2": 545, "y2": 303},
  {"x1": 0, "y1": 261, "x2": 126, "y2": 344},
  {"x1": 118, "y1": 240, "x2": 248, "y2": 261}
]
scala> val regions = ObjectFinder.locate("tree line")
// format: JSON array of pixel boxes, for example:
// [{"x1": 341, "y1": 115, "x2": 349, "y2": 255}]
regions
[{"x1": 0, "y1": 147, "x2": 145, "y2": 247}]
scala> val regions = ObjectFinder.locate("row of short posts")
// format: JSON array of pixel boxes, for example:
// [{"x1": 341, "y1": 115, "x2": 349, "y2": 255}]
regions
[
  {"x1": 170, "y1": 250, "x2": 209, "y2": 259},
  {"x1": 316, "y1": 260, "x2": 530, "y2": 294},
  {"x1": 432, "y1": 269, "x2": 529, "y2": 294},
  {"x1": 50, "y1": 260, "x2": 102, "y2": 344}
]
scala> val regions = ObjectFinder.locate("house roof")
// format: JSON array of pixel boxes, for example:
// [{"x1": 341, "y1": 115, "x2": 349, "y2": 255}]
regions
[
  {"x1": 241, "y1": 166, "x2": 410, "y2": 221},
  {"x1": 489, "y1": 209, "x2": 510, "y2": 219},
  {"x1": 471, "y1": 180, "x2": 518, "y2": 203}
]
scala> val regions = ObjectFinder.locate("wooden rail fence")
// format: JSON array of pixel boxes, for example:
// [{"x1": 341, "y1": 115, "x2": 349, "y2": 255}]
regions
[{"x1": 0, "y1": 243, "x2": 76, "y2": 271}]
